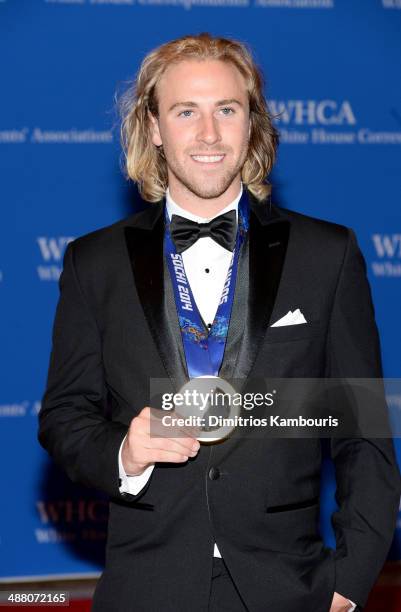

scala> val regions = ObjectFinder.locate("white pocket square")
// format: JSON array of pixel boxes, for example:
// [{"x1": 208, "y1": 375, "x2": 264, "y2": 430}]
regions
[{"x1": 270, "y1": 309, "x2": 307, "y2": 327}]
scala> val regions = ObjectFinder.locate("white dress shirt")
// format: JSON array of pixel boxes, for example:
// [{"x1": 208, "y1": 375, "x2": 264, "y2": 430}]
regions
[{"x1": 117, "y1": 184, "x2": 356, "y2": 611}]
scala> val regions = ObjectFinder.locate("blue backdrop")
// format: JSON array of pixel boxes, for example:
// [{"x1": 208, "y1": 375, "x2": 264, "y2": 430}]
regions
[{"x1": 1, "y1": 0, "x2": 400, "y2": 581}]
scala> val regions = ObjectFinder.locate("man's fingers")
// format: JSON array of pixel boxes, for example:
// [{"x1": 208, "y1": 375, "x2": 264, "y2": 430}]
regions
[
  {"x1": 146, "y1": 436, "x2": 200, "y2": 455},
  {"x1": 133, "y1": 408, "x2": 201, "y2": 449},
  {"x1": 128, "y1": 431, "x2": 199, "y2": 462},
  {"x1": 133, "y1": 421, "x2": 199, "y2": 452},
  {"x1": 126, "y1": 408, "x2": 201, "y2": 467},
  {"x1": 143, "y1": 448, "x2": 191, "y2": 463}
]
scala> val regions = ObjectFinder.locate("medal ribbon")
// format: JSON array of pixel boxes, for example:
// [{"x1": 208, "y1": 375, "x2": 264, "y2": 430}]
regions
[{"x1": 164, "y1": 191, "x2": 249, "y2": 378}]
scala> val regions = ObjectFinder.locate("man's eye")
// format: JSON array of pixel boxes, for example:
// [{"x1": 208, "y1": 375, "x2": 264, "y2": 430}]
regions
[
  {"x1": 220, "y1": 107, "x2": 234, "y2": 115},
  {"x1": 178, "y1": 110, "x2": 193, "y2": 117}
]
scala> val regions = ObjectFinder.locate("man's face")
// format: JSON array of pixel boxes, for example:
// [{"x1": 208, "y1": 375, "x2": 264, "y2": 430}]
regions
[{"x1": 149, "y1": 59, "x2": 250, "y2": 201}]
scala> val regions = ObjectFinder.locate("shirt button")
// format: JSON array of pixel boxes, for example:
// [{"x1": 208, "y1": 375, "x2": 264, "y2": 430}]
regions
[
  {"x1": 205, "y1": 268, "x2": 210, "y2": 273},
  {"x1": 208, "y1": 467, "x2": 220, "y2": 480}
]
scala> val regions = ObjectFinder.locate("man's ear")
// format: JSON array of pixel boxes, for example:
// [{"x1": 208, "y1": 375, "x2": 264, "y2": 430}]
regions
[{"x1": 148, "y1": 111, "x2": 162, "y2": 147}]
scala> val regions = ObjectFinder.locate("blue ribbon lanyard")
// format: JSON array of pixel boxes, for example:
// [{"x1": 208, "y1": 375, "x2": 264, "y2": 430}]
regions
[{"x1": 164, "y1": 192, "x2": 249, "y2": 378}]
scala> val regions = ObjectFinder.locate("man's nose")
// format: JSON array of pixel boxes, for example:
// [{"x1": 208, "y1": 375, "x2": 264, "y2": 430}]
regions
[{"x1": 196, "y1": 114, "x2": 221, "y2": 145}]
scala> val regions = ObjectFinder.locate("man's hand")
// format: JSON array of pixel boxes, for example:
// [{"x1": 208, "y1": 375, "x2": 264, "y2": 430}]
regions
[
  {"x1": 329, "y1": 591, "x2": 355, "y2": 612},
  {"x1": 121, "y1": 406, "x2": 200, "y2": 476}
]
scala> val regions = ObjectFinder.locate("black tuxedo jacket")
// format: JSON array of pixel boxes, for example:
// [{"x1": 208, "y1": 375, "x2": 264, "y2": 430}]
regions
[{"x1": 38, "y1": 190, "x2": 401, "y2": 611}]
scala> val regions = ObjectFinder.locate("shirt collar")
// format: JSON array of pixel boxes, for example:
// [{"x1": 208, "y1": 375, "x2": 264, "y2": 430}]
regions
[{"x1": 165, "y1": 183, "x2": 243, "y2": 223}]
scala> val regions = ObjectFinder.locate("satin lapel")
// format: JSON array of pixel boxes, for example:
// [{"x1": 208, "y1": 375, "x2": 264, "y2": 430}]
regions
[
  {"x1": 232, "y1": 198, "x2": 291, "y2": 383},
  {"x1": 219, "y1": 234, "x2": 249, "y2": 381},
  {"x1": 124, "y1": 201, "x2": 187, "y2": 391}
]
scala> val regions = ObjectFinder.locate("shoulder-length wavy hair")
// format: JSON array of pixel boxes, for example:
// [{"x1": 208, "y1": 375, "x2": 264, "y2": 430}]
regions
[{"x1": 117, "y1": 33, "x2": 279, "y2": 203}]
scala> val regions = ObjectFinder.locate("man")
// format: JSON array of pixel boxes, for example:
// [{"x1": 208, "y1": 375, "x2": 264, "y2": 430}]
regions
[{"x1": 38, "y1": 33, "x2": 401, "y2": 611}]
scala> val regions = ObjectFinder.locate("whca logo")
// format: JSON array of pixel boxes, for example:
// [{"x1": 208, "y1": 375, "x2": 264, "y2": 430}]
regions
[
  {"x1": 37, "y1": 236, "x2": 75, "y2": 281},
  {"x1": 371, "y1": 234, "x2": 401, "y2": 277},
  {"x1": 269, "y1": 99, "x2": 356, "y2": 126}
]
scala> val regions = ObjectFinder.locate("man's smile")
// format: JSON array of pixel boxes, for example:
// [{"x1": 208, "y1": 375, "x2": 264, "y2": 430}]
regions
[{"x1": 190, "y1": 154, "x2": 225, "y2": 164}]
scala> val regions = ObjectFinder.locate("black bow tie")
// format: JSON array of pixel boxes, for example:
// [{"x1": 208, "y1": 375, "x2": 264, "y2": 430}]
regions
[{"x1": 169, "y1": 210, "x2": 237, "y2": 254}]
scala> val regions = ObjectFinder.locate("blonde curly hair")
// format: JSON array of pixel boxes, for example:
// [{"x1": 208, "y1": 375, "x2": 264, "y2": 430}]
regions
[{"x1": 117, "y1": 33, "x2": 279, "y2": 203}]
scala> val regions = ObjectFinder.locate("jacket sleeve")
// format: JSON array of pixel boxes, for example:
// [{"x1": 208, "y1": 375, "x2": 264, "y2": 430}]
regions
[
  {"x1": 326, "y1": 228, "x2": 401, "y2": 608},
  {"x1": 38, "y1": 240, "x2": 148, "y2": 502}
]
